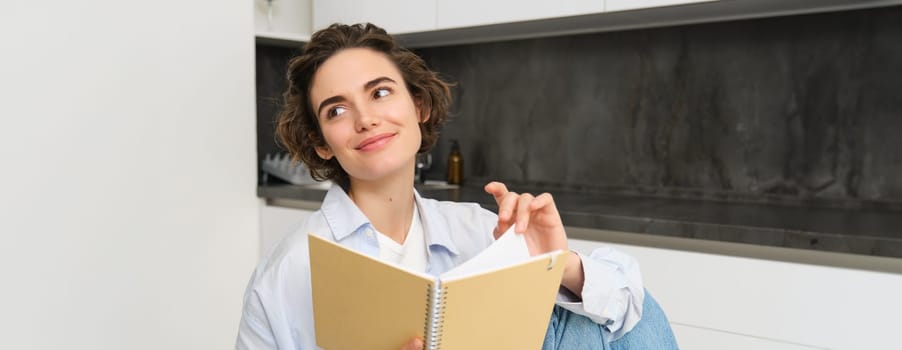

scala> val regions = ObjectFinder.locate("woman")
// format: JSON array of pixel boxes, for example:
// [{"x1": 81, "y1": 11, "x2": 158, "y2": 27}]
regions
[{"x1": 237, "y1": 23, "x2": 677, "y2": 350}]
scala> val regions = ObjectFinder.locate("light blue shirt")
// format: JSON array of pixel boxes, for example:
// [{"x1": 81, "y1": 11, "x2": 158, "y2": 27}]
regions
[{"x1": 236, "y1": 185, "x2": 644, "y2": 349}]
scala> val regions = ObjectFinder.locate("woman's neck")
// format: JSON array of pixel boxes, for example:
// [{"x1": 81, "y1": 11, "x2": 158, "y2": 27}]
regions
[{"x1": 347, "y1": 171, "x2": 416, "y2": 245}]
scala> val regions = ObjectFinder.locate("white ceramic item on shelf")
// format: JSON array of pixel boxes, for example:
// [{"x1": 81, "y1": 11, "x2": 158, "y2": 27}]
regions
[{"x1": 262, "y1": 153, "x2": 332, "y2": 188}]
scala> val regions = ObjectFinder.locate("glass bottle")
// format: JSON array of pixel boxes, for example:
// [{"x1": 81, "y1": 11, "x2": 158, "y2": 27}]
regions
[{"x1": 447, "y1": 140, "x2": 463, "y2": 185}]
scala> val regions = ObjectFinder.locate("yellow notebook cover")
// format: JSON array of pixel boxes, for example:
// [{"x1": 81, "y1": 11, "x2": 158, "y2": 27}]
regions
[{"x1": 309, "y1": 230, "x2": 566, "y2": 350}]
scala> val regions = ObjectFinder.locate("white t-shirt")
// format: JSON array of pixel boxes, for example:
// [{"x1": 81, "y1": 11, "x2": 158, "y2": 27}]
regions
[{"x1": 375, "y1": 203, "x2": 428, "y2": 273}]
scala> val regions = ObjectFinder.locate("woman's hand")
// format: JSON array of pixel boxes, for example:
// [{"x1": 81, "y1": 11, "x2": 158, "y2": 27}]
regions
[
  {"x1": 484, "y1": 181, "x2": 585, "y2": 296},
  {"x1": 400, "y1": 337, "x2": 423, "y2": 350},
  {"x1": 484, "y1": 181, "x2": 567, "y2": 254}
]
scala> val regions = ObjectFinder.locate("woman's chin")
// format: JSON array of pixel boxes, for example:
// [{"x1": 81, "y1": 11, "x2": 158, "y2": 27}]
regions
[{"x1": 348, "y1": 165, "x2": 411, "y2": 183}]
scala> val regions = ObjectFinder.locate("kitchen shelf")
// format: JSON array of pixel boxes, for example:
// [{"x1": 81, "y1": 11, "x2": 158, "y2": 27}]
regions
[
  {"x1": 258, "y1": 183, "x2": 902, "y2": 260},
  {"x1": 255, "y1": 31, "x2": 309, "y2": 48}
]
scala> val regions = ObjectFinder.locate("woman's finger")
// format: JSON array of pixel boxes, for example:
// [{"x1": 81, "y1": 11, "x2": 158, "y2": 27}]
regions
[
  {"x1": 497, "y1": 191, "x2": 519, "y2": 222},
  {"x1": 515, "y1": 193, "x2": 535, "y2": 233},
  {"x1": 495, "y1": 192, "x2": 519, "y2": 238},
  {"x1": 484, "y1": 181, "x2": 509, "y2": 204},
  {"x1": 400, "y1": 337, "x2": 423, "y2": 350},
  {"x1": 530, "y1": 192, "x2": 554, "y2": 211}
]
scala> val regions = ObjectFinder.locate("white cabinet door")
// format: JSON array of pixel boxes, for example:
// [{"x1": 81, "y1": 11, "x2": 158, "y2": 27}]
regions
[
  {"x1": 437, "y1": 0, "x2": 603, "y2": 29},
  {"x1": 313, "y1": 0, "x2": 436, "y2": 34},
  {"x1": 670, "y1": 324, "x2": 821, "y2": 350},
  {"x1": 568, "y1": 238, "x2": 902, "y2": 350},
  {"x1": 605, "y1": 0, "x2": 717, "y2": 13}
]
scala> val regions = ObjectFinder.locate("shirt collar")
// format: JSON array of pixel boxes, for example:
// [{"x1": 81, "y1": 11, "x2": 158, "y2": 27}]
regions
[
  {"x1": 414, "y1": 189, "x2": 461, "y2": 256},
  {"x1": 320, "y1": 184, "x2": 370, "y2": 242},
  {"x1": 320, "y1": 184, "x2": 461, "y2": 256}
]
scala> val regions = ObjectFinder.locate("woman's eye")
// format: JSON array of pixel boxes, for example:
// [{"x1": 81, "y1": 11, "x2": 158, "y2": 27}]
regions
[
  {"x1": 374, "y1": 88, "x2": 391, "y2": 99},
  {"x1": 327, "y1": 106, "x2": 347, "y2": 118}
]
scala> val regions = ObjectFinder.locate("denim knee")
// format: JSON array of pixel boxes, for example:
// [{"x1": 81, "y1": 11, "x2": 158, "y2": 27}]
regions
[
  {"x1": 543, "y1": 290, "x2": 678, "y2": 350},
  {"x1": 608, "y1": 291, "x2": 679, "y2": 350},
  {"x1": 543, "y1": 305, "x2": 609, "y2": 350}
]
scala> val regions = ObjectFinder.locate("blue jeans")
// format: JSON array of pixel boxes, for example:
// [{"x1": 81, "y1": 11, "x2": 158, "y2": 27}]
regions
[{"x1": 542, "y1": 291, "x2": 678, "y2": 349}]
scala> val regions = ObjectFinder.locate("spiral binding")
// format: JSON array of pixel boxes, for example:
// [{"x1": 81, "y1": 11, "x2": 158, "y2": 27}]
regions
[{"x1": 424, "y1": 281, "x2": 447, "y2": 350}]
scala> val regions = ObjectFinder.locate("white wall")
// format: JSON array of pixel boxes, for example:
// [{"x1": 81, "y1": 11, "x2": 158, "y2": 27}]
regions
[{"x1": 0, "y1": 1, "x2": 259, "y2": 349}]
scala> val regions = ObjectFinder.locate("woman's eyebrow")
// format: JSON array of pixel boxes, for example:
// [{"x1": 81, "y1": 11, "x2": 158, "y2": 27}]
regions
[
  {"x1": 364, "y1": 76, "x2": 396, "y2": 90},
  {"x1": 316, "y1": 95, "x2": 347, "y2": 117}
]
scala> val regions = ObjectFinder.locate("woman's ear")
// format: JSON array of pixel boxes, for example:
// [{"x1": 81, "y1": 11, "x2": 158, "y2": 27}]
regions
[
  {"x1": 315, "y1": 146, "x2": 334, "y2": 160},
  {"x1": 414, "y1": 95, "x2": 430, "y2": 123}
]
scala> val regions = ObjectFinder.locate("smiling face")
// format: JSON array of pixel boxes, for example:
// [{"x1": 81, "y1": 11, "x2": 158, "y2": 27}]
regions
[{"x1": 309, "y1": 48, "x2": 425, "y2": 184}]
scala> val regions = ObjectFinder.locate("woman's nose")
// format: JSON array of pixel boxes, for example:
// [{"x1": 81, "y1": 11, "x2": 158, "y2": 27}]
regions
[{"x1": 354, "y1": 106, "x2": 380, "y2": 131}]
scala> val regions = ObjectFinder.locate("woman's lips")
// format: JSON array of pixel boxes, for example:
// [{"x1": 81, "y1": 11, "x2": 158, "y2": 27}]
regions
[{"x1": 355, "y1": 133, "x2": 396, "y2": 151}]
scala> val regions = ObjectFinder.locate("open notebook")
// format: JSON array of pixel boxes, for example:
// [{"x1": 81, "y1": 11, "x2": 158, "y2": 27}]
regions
[{"x1": 308, "y1": 229, "x2": 567, "y2": 350}]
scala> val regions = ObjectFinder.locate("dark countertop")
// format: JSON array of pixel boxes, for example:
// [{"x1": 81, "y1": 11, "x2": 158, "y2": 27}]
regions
[{"x1": 258, "y1": 184, "x2": 902, "y2": 259}]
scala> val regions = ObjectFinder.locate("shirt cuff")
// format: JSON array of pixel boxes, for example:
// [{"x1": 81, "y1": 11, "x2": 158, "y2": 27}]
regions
[{"x1": 554, "y1": 249, "x2": 645, "y2": 340}]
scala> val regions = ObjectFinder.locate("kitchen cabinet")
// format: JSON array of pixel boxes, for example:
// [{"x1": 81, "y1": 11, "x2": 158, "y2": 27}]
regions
[
  {"x1": 436, "y1": 0, "x2": 604, "y2": 29},
  {"x1": 605, "y1": 0, "x2": 716, "y2": 12},
  {"x1": 307, "y1": 0, "x2": 898, "y2": 48},
  {"x1": 396, "y1": 0, "x2": 898, "y2": 47},
  {"x1": 255, "y1": 0, "x2": 312, "y2": 45},
  {"x1": 569, "y1": 236, "x2": 902, "y2": 350},
  {"x1": 312, "y1": 0, "x2": 436, "y2": 34}
]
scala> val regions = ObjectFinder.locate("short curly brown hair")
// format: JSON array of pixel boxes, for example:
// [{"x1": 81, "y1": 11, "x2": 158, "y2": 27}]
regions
[{"x1": 276, "y1": 23, "x2": 452, "y2": 185}]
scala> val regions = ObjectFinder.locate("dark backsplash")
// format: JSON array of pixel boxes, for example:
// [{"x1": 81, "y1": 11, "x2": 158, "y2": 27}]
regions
[
  {"x1": 256, "y1": 44, "x2": 302, "y2": 185},
  {"x1": 415, "y1": 6, "x2": 902, "y2": 208},
  {"x1": 256, "y1": 6, "x2": 902, "y2": 208}
]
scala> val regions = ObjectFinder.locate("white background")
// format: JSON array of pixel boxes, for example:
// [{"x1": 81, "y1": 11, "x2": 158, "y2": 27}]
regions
[{"x1": 0, "y1": 0, "x2": 259, "y2": 348}]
